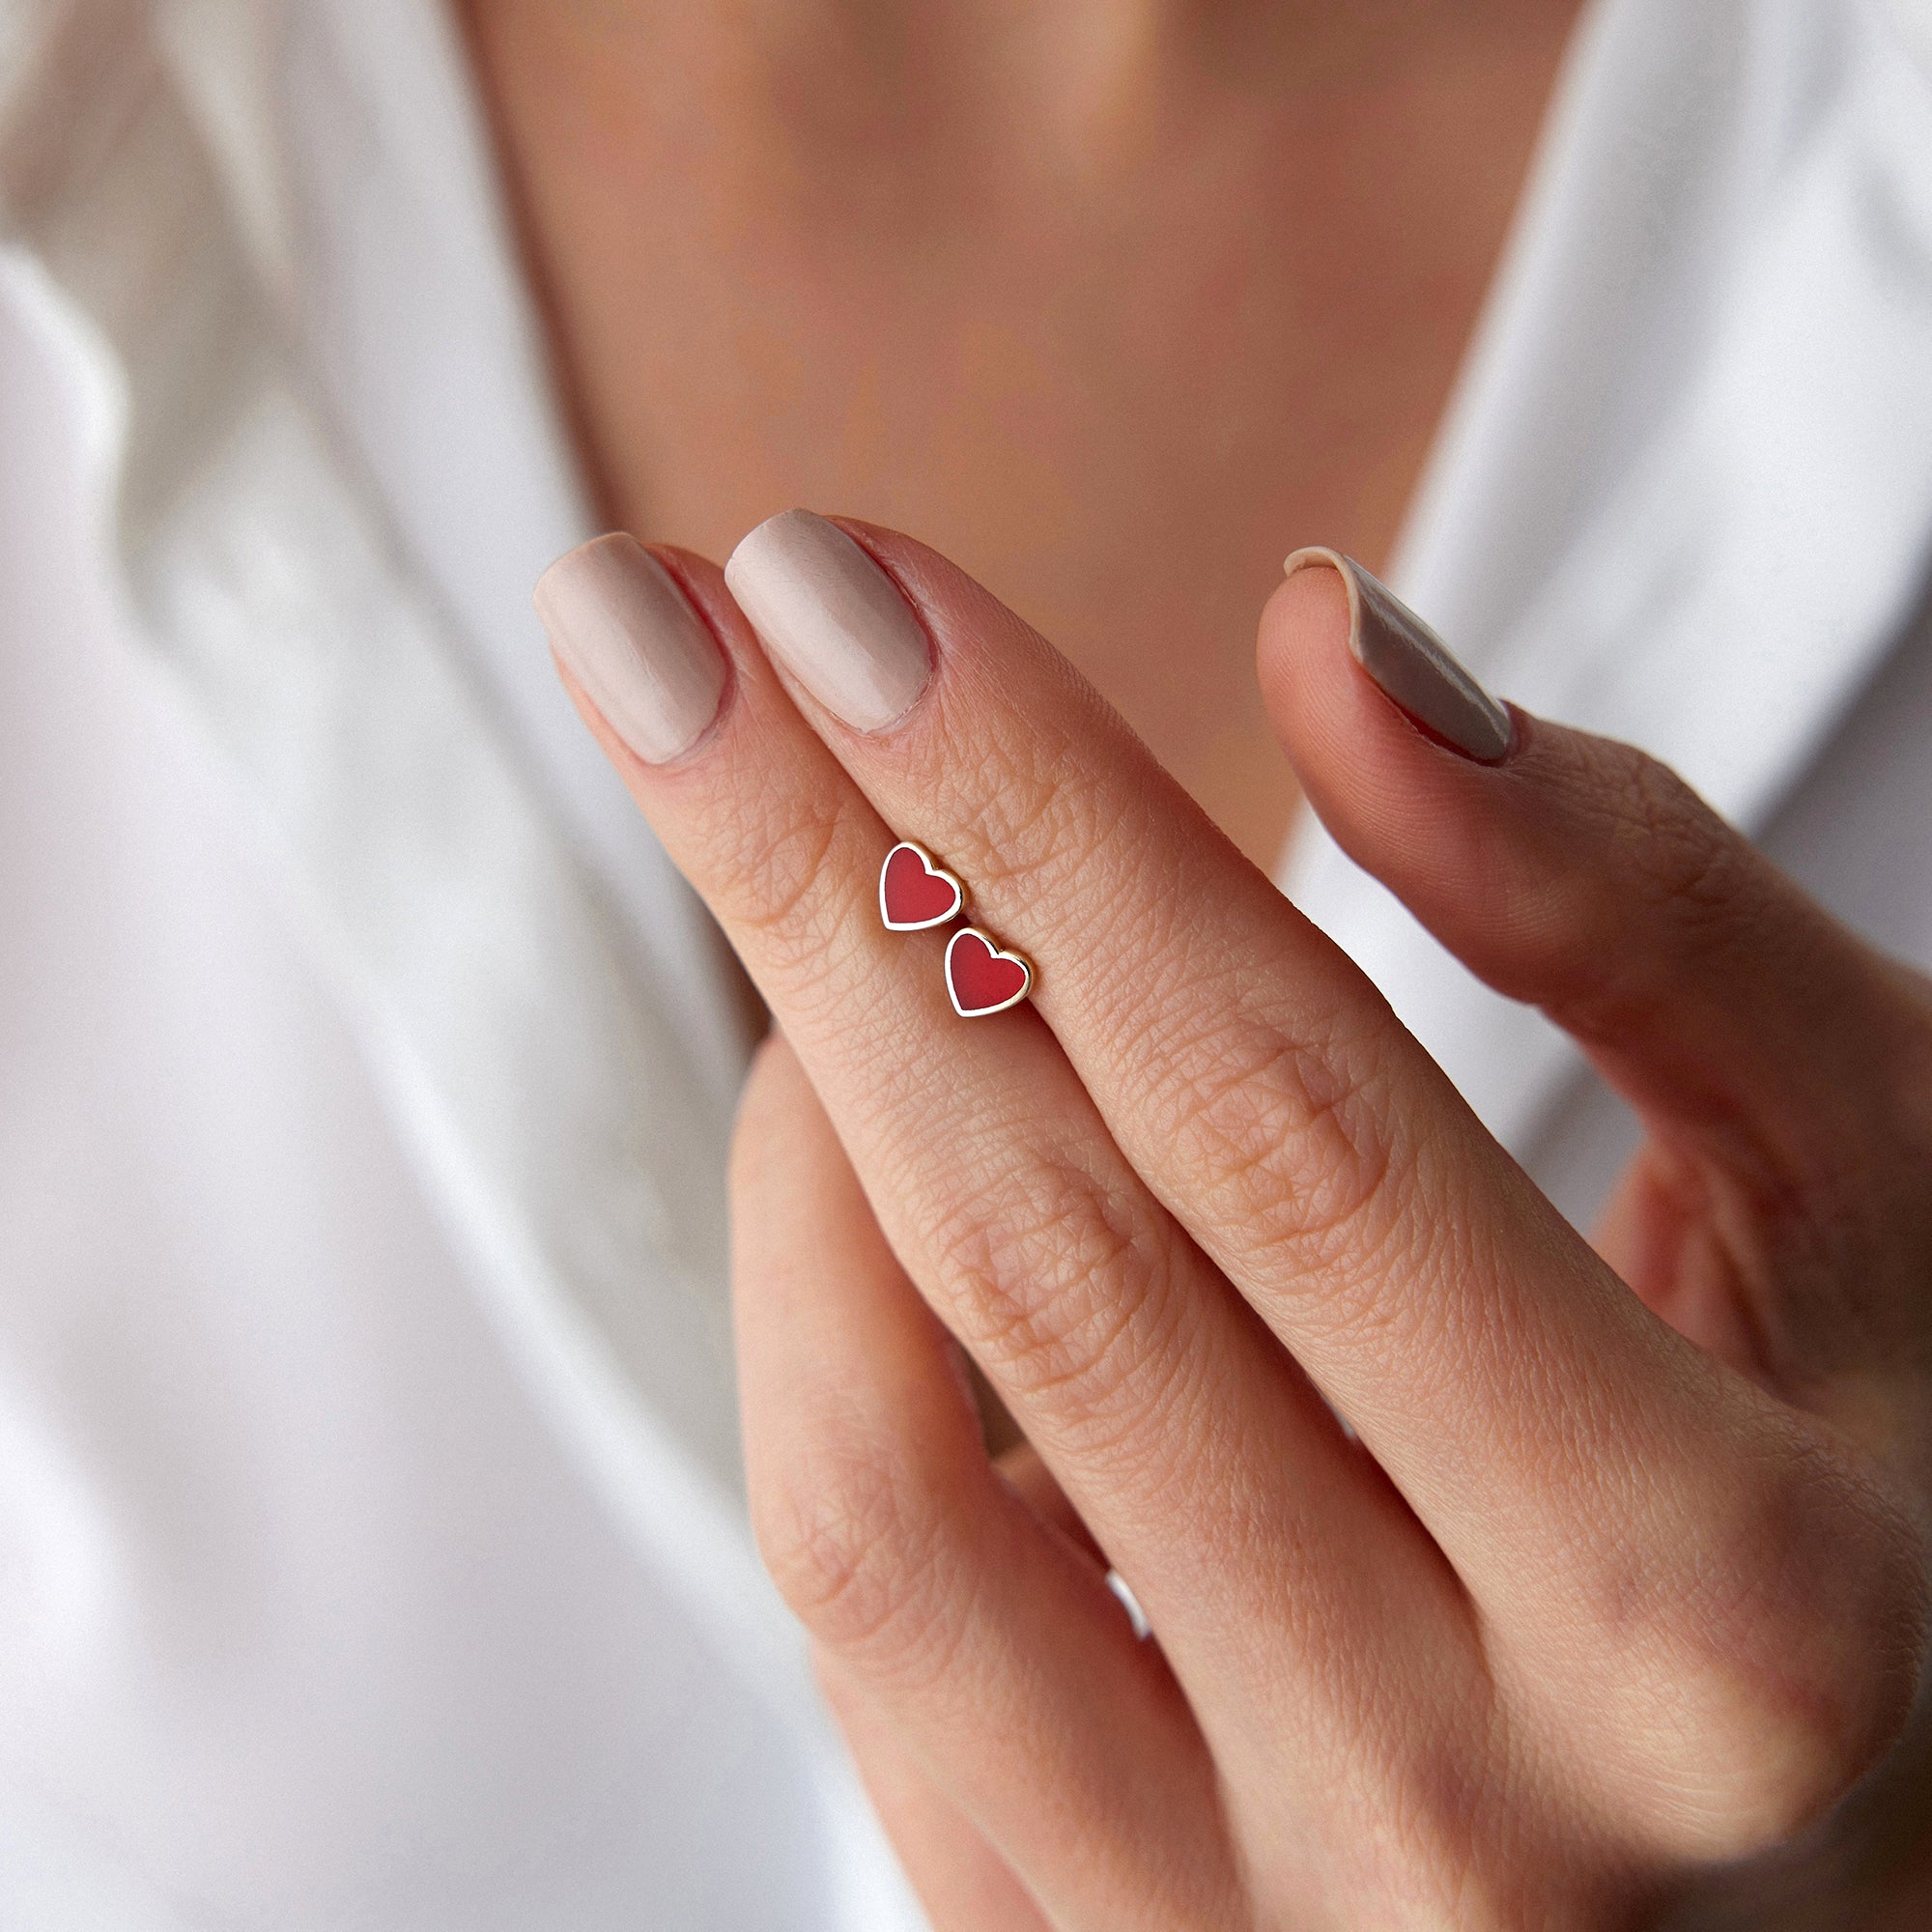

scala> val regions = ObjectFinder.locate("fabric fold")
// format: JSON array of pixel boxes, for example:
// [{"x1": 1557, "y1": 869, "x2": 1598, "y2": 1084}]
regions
[
  {"x1": 0, "y1": 0, "x2": 799, "y2": 1708},
  {"x1": 1287, "y1": 0, "x2": 1932, "y2": 1161}
]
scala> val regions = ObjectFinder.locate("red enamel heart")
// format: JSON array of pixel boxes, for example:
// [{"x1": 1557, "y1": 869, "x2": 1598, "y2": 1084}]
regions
[
  {"x1": 945, "y1": 927, "x2": 1033, "y2": 1017},
  {"x1": 880, "y1": 841, "x2": 964, "y2": 930}
]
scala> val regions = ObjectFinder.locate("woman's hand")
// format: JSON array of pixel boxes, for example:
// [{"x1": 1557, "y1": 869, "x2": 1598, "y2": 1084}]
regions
[{"x1": 537, "y1": 515, "x2": 1932, "y2": 1927}]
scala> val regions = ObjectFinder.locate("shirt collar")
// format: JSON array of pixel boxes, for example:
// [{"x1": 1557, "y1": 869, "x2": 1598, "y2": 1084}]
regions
[
  {"x1": 1285, "y1": 0, "x2": 1932, "y2": 1157},
  {"x1": 0, "y1": 0, "x2": 800, "y2": 1689}
]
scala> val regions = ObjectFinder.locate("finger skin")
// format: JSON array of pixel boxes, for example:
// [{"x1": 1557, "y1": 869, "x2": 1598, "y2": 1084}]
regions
[
  {"x1": 995, "y1": 1439, "x2": 1104, "y2": 1569},
  {"x1": 815, "y1": 1655, "x2": 1056, "y2": 1932},
  {"x1": 730, "y1": 1030, "x2": 1237, "y2": 1927},
  {"x1": 731, "y1": 526, "x2": 1710, "y2": 1521},
  {"x1": 571, "y1": 543, "x2": 1473, "y2": 1816},
  {"x1": 1258, "y1": 563, "x2": 1932, "y2": 1442}
]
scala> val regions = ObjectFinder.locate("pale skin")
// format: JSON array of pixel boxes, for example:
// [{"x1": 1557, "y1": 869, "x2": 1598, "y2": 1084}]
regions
[{"x1": 470, "y1": 4, "x2": 1932, "y2": 1923}]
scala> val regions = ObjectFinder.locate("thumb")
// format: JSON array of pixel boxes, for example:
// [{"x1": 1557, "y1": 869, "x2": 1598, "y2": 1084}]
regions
[{"x1": 1255, "y1": 552, "x2": 1932, "y2": 1380}]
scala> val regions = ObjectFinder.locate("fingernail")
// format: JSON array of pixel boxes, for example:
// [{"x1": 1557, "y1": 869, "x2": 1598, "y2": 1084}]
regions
[
  {"x1": 1284, "y1": 547, "x2": 1513, "y2": 763},
  {"x1": 724, "y1": 510, "x2": 932, "y2": 732},
  {"x1": 534, "y1": 534, "x2": 727, "y2": 764}
]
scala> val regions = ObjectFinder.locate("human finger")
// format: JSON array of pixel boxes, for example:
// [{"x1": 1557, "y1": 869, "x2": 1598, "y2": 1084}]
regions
[
  {"x1": 1251, "y1": 550, "x2": 1932, "y2": 1833},
  {"x1": 820, "y1": 1441, "x2": 1150, "y2": 1932},
  {"x1": 538, "y1": 533, "x2": 1461, "y2": 1766},
  {"x1": 1256, "y1": 553, "x2": 1932, "y2": 1441},
  {"x1": 814, "y1": 1656, "x2": 1055, "y2": 1932},
  {"x1": 729, "y1": 1032, "x2": 1236, "y2": 1927}
]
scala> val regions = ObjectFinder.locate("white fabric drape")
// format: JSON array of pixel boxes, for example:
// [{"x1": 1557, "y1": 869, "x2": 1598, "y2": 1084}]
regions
[
  {"x1": 0, "y1": 0, "x2": 772, "y2": 1640},
  {"x1": 1288, "y1": 0, "x2": 1932, "y2": 1160}
]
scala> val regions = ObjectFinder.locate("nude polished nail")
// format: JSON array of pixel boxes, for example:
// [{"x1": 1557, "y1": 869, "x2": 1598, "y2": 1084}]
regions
[
  {"x1": 1284, "y1": 547, "x2": 1513, "y2": 763},
  {"x1": 534, "y1": 534, "x2": 727, "y2": 764},
  {"x1": 724, "y1": 510, "x2": 932, "y2": 732}
]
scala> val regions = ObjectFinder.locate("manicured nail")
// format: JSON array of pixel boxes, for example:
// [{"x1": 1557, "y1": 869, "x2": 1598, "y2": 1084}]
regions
[
  {"x1": 1284, "y1": 547, "x2": 1513, "y2": 763},
  {"x1": 534, "y1": 534, "x2": 727, "y2": 764},
  {"x1": 724, "y1": 510, "x2": 932, "y2": 732}
]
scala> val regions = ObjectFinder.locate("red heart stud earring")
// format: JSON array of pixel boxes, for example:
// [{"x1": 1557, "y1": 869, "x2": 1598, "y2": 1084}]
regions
[
  {"x1": 879, "y1": 838, "x2": 1034, "y2": 1016},
  {"x1": 879, "y1": 840, "x2": 965, "y2": 931},
  {"x1": 944, "y1": 927, "x2": 1034, "y2": 1017}
]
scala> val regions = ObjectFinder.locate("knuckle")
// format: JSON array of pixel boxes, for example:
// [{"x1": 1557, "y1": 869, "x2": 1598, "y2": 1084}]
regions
[
  {"x1": 1153, "y1": 1009, "x2": 1405, "y2": 1290},
  {"x1": 923, "y1": 1149, "x2": 1182, "y2": 1438},
  {"x1": 751, "y1": 1421, "x2": 953, "y2": 1672},
  {"x1": 1605, "y1": 1441, "x2": 1930, "y2": 1859},
  {"x1": 708, "y1": 788, "x2": 884, "y2": 1017},
  {"x1": 1622, "y1": 770, "x2": 1752, "y2": 940},
  {"x1": 920, "y1": 677, "x2": 1142, "y2": 923},
  {"x1": 1644, "y1": 1667, "x2": 1912, "y2": 1864},
  {"x1": 718, "y1": 787, "x2": 867, "y2": 949},
  {"x1": 1576, "y1": 744, "x2": 1762, "y2": 979},
  {"x1": 978, "y1": 753, "x2": 1122, "y2": 914}
]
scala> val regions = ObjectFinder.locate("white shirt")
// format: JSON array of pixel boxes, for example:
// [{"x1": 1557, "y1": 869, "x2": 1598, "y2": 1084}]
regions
[{"x1": 0, "y1": 1, "x2": 1928, "y2": 1925}]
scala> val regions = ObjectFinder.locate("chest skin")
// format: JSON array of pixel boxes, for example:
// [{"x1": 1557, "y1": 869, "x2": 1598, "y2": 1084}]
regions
[{"x1": 461, "y1": 1, "x2": 1578, "y2": 871}]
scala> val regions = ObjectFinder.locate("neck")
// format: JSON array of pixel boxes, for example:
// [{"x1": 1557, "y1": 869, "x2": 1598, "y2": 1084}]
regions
[
  {"x1": 468, "y1": 1, "x2": 1583, "y2": 179},
  {"x1": 462, "y1": 0, "x2": 1584, "y2": 869}
]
